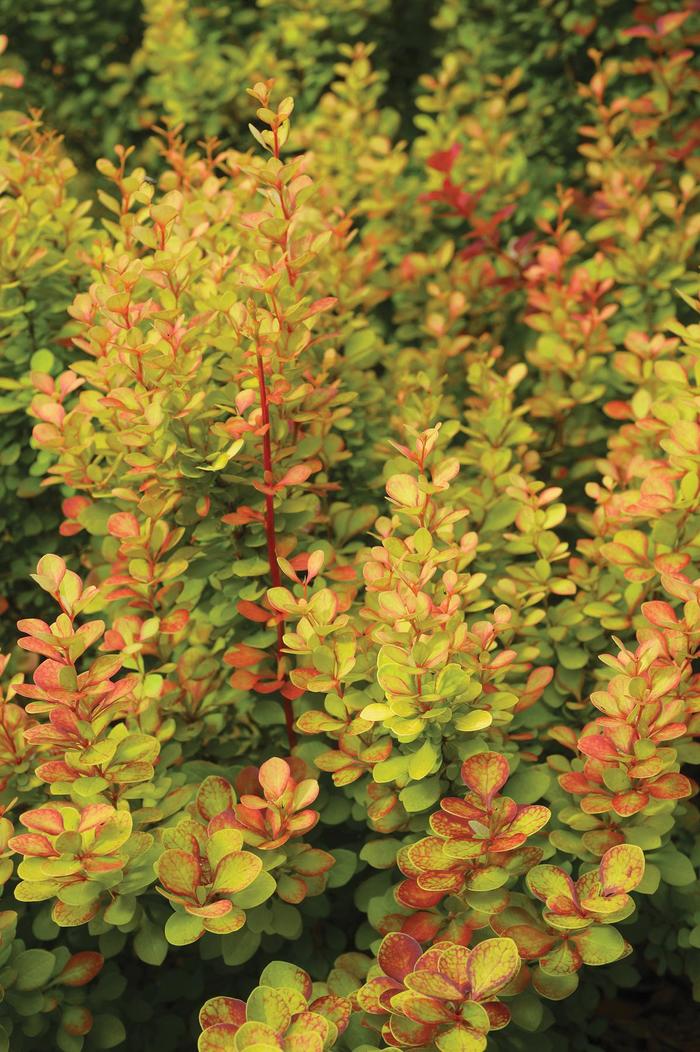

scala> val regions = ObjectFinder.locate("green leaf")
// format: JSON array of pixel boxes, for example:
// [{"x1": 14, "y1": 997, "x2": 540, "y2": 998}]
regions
[
  {"x1": 504, "y1": 766, "x2": 550, "y2": 803},
  {"x1": 30, "y1": 349, "x2": 55, "y2": 372},
  {"x1": 246, "y1": 986, "x2": 292, "y2": 1030},
  {"x1": 14, "y1": 948, "x2": 56, "y2": 991},
  {"x1": 532, "y1": 967, "x2": 579, "y2": 1001},
  {"x1": 231, "y1": 871, "x2": 276, "y2": 909},
  {"x1": 359, "y1": 839, "x2": 400, "y2": 870},
  {"x1": 133, "y1": 918, "x2": 168, "y2": 966},
  {"x1": 326, "y1": 849, "x2": 356, "y2": 888},
  {"x1": 636, "y1": 863, "x2": 661, "y2": 896},
  {"x1": 164, "y1": 911, "x2": 205, "y2": 946},
  {"x1": 268, "y1": 900, "x2": 302, "y2": 940},
  {"x1": 509, "y1": 991, "x2": 544, "y2": 1031},
  {"x1": 653, "y1": 850, "x2": 696, "y2": 887},
  {"x1": 89, "y1": 1014, "x2": 127, "y2": 1049},
  {"x1": 399, "y1": 776, "x2": 442, "y2": 813},
  {"x1": 555, "y1": 645, "x2": 588, "y2": 670},
  {"x1": 373, "y1": 756, "x2": 409, "y2": 783},
  {"x1": 435, "y1": 664, "x2": 470, "y2": 697},
  {"x1": 575, "y1": 925, "x2": 625, "y2": 966},
  {"x1": 482, "y1": 499, "x2": 519, "y2": 532},
  {"x1": 407, "y1": 740, "x2": 439, "y2": 780},
  {"x1": 213, "y1": 852, "x2": 263, "y2": 894},
  {"x1": 222, "y1": 928, "x2": 261, "y2": 966},
  {"x1": 345, "y1": 329, "x2": 379, "y2": 367},
  {"x1": 258, "y1": 960, "x2": 310, "y2": 995},
  {"x1": 231, "y1": 557, "x2": 270, "y2": 577},
  {"x1": 454, "y1": 709, "x2": 492, "y2": 733}
]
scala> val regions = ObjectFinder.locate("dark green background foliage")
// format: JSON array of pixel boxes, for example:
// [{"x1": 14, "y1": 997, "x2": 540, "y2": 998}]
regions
[{"x1": 0, "y1": 0, "x2": 672, "y2": 169}]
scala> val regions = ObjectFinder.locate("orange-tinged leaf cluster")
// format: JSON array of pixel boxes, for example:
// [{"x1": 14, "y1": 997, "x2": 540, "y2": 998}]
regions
[
  {"x1": 397, "y1": 752, "x2": 550, "y2": 907},
  {"x1": 198, "y1": 960, "x2": 351, "y2": 1052},
  {"x1": 357, "y1": 932, "x2": 519, "y2": 1050},
  {"x1": 1, "y1": 6, "x2": 700, "y2": 1047},
  {"x1": 230, "y1": 758, "x2": 320, "y2": 850}
]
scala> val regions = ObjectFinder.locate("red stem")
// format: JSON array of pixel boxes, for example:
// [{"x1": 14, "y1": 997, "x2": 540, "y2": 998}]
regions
[{"x1": 256, "y1": 345, "x2": 297, "y2": 748}]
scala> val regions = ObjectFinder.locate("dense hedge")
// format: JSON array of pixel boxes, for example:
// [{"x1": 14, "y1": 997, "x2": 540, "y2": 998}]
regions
[{"x1": 0, "y1": 3, "x2": 698, "y2": 1051}]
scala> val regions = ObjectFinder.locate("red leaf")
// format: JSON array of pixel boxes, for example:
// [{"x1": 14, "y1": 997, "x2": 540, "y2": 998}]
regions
[
  {"x1": 199, "y1": 997, "x2": 246, "y2": 1031},
  {"x1": 647, "y1": 772, "x2": 693, "y2": 800},
  {"x1": 107, "y1": 512, "x2": 140, "y2": 538},
  {"x1": 160, "y1": 609, "x2": 190, "y2": 633},
  {"x1": 277, "y1": 462, "x2": 317, "y2": 489},
  {"x1": 641, "y1": 601, "x2": 678, "y2": 627},
  {"x1": 377, "y1": 932, "x2": 422, "y2": 982},
  {"x1": 304, "y1": 297, "x2": 337, "y2": 319},
  {"x1": 58, "y1": 952, "x2": 104, "y2": 987},
  {"x1": 8, "y1": 833, "x2": 57, "y2": 857},
  {"x1": 20, "y1": 807, "x2": 65, "y2": 834},
  {"x1": 224, "y1": 644, "x2": 265, "y2": 669},
  {"x1": 461, "y1": 751, "x2": 510, "y2": 804},
  {"x1": 656, "y1": 11, "x2": 690, "y2": 36},
  {"x1": 427, "y1": 143, "x2": 461, "y2": 173},
  {"x1": 236, "y1": 600, "x2": 271, "y2": 623}
]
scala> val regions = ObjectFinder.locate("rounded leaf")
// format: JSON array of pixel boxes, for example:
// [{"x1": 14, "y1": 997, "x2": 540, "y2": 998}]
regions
[
  {"x1": 231, "y1": 1020, "x2": 280, "y2": 1046},
  {"x1": 197, "y1": 777, "x2": 236, "y2": 822},
  {"x1": 505, "y1": 924, "x2": 556, "y2": 960},
  {"x1": 598, "y1": 844, "x2": 645, "y2": 895},
  {"x1": 258, "y1": 758, "x2": 291, "y2": 800},
  {"x1": 258, "y1": 961, "x2": 313, "y2": 999},
  {"x1": 198, "y1": 1025, "x2": 238, "y2": 1052},
  {"x1": 465, "y1": 938, "x2": 520, "y2": 1000},
  {"x1": 246, "y1": 986, "x2": 291, "y2": 1032},
  {"x1": 229, "y1": 869, "x2": 277, "y2": 910},
  {"x1": 14, "y1": 948, "x2": 56, "y2": 991},
  {"x1": 165, "y1": 911, "x2": 206, "y2": 946},
  {"x1": 200, "y1": 997, "x2": 246, "y2": 1032},
  {"x1": 377, "y1": 931, "x2": 422, "y2": 982},
  {"x1": 213, "y1": 852, "x2": 263, "y2": 894},
  {"x1": 460, "y1": 753, "x2": 509, "y2": 804},
  {"x1": 508, "y1": 806, "x2": 551, "y2": 837},
  {"x1": 57, "y1": 951, "x2": 104, "y2": 987},
  {"x1": 532, "y1": 967, "x2": 579, "y2": 1001},
  {"x1": 526, "y1": 865, "x2": 576, "y2": 910},
  {"x1": 391, "y1": 990, "x2": 454, "y2": 1024},
  {"x1": 51, "y1": 900, "x2": 100, "y2": 927},
  {"x1": 20, "y1": 808, "x2": 65, "y2": 835},
  {"x1": 107, "y1": 513, "x2": 140, "y2": 538},
  {"x1": 157, "y1": 850, "x2": 201, "y2": 897},
  {"x1": 204, "y1": 908, "x2": 247, "y2": 936},
  {"x1": 435, "y1": 1025, "x2": 488, "y2": 1051},
  {"x1": 574, "y1": 925, "x2": 625, "y2": 966}
]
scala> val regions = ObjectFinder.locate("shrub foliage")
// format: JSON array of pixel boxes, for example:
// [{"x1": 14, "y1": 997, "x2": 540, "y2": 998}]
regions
[{"x1": 0, "y1": 3, "x2": 699, "y2": 1050}]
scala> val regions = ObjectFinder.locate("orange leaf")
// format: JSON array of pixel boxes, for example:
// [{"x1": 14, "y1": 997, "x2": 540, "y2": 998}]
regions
[
  {"x1": 258, "y1": 757, "x2": 291, "y2": 800},
  {"x1": 58, "y1": 952, "x2": 104, "y2": 987},
  {"x1": 107, "y1": 513, "x2": 140, "y2": 538},
  {"x1": 460, "y1": 752, "x2": 510, "y2": 804}
]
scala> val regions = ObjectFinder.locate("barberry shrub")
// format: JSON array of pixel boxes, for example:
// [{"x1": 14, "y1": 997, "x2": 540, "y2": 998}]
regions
[{"x1": 0, "y1": 3, "x2": 699, "y2": 1050}]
